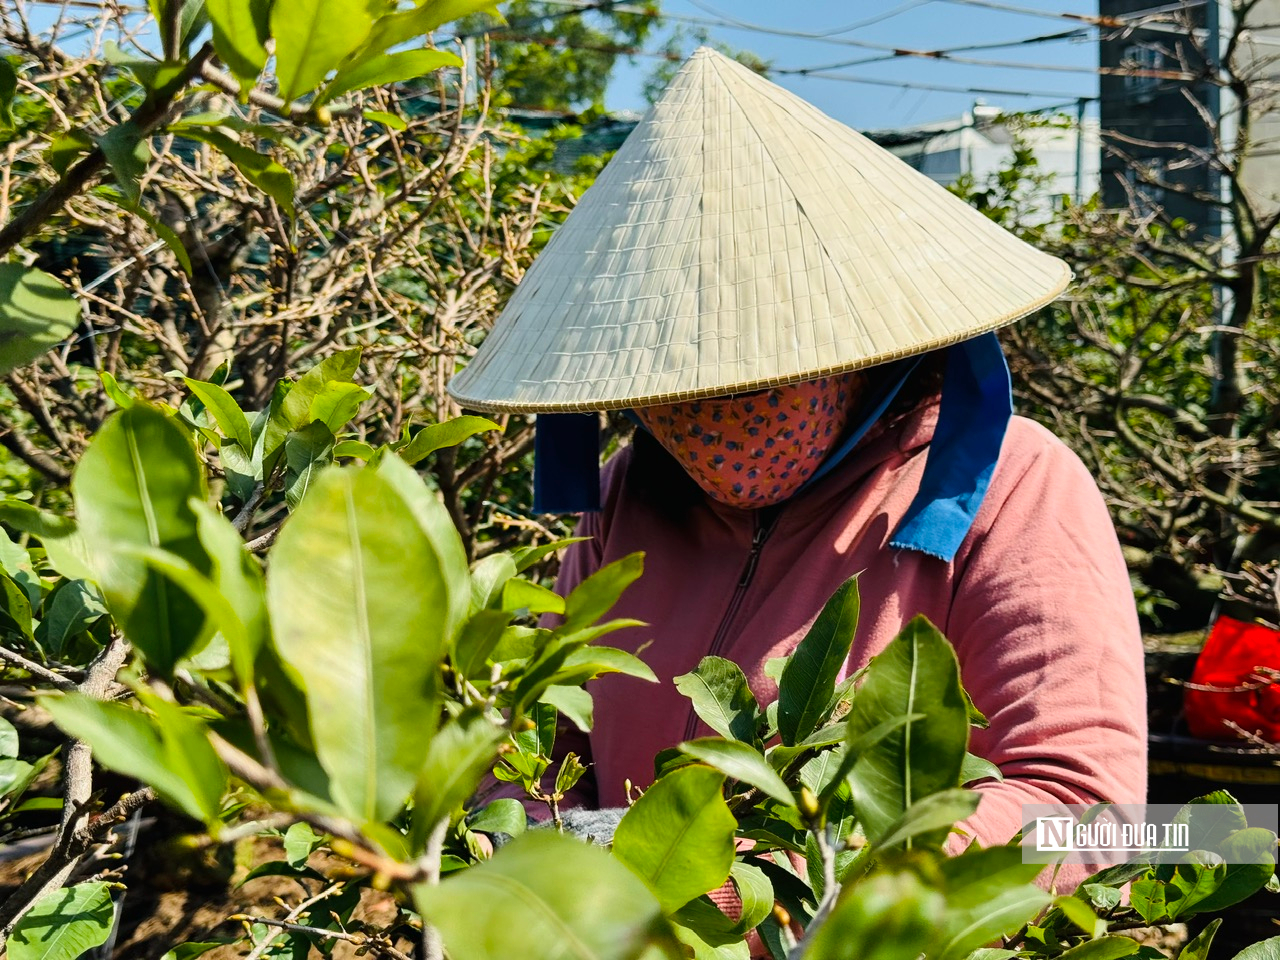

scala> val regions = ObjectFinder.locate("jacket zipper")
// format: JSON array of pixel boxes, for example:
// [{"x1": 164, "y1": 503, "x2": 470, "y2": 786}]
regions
[{"x1": 682, "y1": 505, "x2": 783, "y2": 741}]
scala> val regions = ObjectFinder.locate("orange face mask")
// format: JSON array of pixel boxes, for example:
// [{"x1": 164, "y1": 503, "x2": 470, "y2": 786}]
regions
[{"x1": 635, "y1": 373, "x2": 863, "y2": 508}]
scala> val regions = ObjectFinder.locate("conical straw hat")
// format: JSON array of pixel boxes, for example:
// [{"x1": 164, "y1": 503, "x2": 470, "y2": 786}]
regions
[{"x1": 448, "y1": 47, "x2": 1070, "y2": 414}]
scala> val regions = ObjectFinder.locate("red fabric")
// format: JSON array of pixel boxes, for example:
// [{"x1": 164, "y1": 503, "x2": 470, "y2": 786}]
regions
[
  {"x1": 547, "y1": 404, "x2": 1147, "y2": 895},
  {"x1": 1185, "y1": 615, "x2": 1280, "y2": 743}
]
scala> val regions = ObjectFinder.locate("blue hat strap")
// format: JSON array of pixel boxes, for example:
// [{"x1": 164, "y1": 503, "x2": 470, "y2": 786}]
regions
[
  {"x1": 889, "y1": 331, "x2": 1012, "y2": 561},
  {"x1": 533, "y1": 413, "x2": 601, "y2": 514}
]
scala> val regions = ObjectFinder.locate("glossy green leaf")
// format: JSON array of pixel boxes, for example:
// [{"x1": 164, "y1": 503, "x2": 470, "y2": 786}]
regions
[
  {"x1": 35, "y1": 579, "x2": 107, "y2": 658},
  {"x1": 511, "y1": 537, "x2": 589, "y2": 573},
  {"x1": 561, "y1": 552, "x2": 644, "y2": 634},
  {"x1": 0, "y1": 573, "x2": 33, "y2": 639},
  {"x1": 415, "y1": 831, "x2": 671, "y2": 960},
  {"x1": 614, "y1": 765, "x2": 736, "y2": 914},
  {"x1": 399, "y1": 415, "x2": 501, "y2": 465},
  {"x1": 673, "y1": 656, "x2": 760, "y2": 743},
  {"x1": 803, "y1": 870, "x2": 943, "y2": 960},
  {"x1": 934, "y1": 846, "x2": 1050, "y2": 960},
  {"x1": 0, "y1": 758, "x2": 36, "y2": 798},
  {"x1": 0, "y1": 264, "x2": 80, "y2": 377},
  {"x1": 283, "y1": 822, "x2": 324, "y2": 868},
  {"x1": 283, "y1": 422, "x2": 335, "y2": 508},
  {"x1": 181, "y1": 128, "x2": 296, "y2": 219},
  {"x1": 541, "y1": 684, "x2": 593, "y2": 732},
  {"x1": 846, "y1": 615, "x2": 968, "y2": 844},
  {"x1": 47, "y1": 130, "x2": 94, "y2": 176},
  {"x1": 97, "y1": 122, "x2": 149, "y2": 205},
  {"x1": 271, "y1": 0, "x2": 374, "y2": 102},
  {"x1": 362, "y1": 109, "x2": 406, "y2": 131},
  {"x1": 557, "y1": 645, "x2": 658, "y2": 685},
  {"x1": 1053, "y1": 893, "x2": 1103, "y2": 938},
  {"x1": 206, "y1": 0, "x2": 270, "y2": 84},
  {"x1": 333, "y1": 438, "x2": 376, "y2": 460},
  {"x1": 1130, "y1": 878, "x2": 1169, "y2": 924},
  {"x1": 6, "y1": 882, "x2": 115, "y2": 960},
  {"x1": 453, "y1": 608, "x2": 513, "y2": 679},
  {"x1": 360, "y1": 0, "x2": 499, "y2": 62},
  {"x1": 72, "y1": 406, "x2": 211, "y2": 674},
  {"x1": 184, "y1": 377, "x2": 252, "y2": 448},
  {"x1": 308, "y1": 381, "x2": 370, "y2": 433},
  {"x1": 961, "y1": 752, "x2": 1003, "y2": 784},
  {"x1": 377, "y1": 454, "x2": 470, "y2": 641},
  {"x1": 0, "y1": 59, "x2": 16, "y2": 130},
  {"x1": 0, "y1": 716, "x2": 17, "y2": 757},
  {"x1": 267, "y1": 464, "x2": 455, "y2": 822},
  {"x1": 278, "y1": 348, "x2": 361, "y2": 429},
  {"x1": 321, "y1": 48, "x2": 461, "y2": 103},
  {"x1": 1055, "y1": 937, "x2": 1141, "y2": 959},
  {"x1": 191, "y1": 500, "x2": 267, "y2": 685},
  {"x1": 1178, "y1": 918, "x2": 1220, "y2": 960},
  {"x1": 1180, "y1": 827, "x2": 1277, "y2": 915},
  {"x1": 874, "y1": 788, "x2": 980, "y2": 850},
  {"x1": 470, "y1": 552, "x2": 518, "y2": 612},
  {"x1": 727, "y1": 861, "x2": 773, "y2": 935},
  {"x1": 468, "y1": 798, "x2": 527, "y2": 838},
  {"x1": 502, "y1": 578, "x2": 565, "y2": 616},
  {"x1": 160, "y1": 942, "x2": 231, "y2": 960},
  {"x1": 777, "y1": 575, "x2": 859, "y2": 746},
  {"x1": 43, "y1": 692, "x2": 225, "y2": 823},
  {"x1": 1231, "y1": 937, "x2": 1280, "y2": 960},
  {"x1": 412, "y1": 715, "x2": 505, "y2": 850},
  {"x1": 677, "y1": 738, "x2": 792, "y2": 807}
]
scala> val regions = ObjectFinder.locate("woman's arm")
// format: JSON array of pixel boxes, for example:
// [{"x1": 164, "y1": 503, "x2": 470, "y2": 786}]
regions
[{"x1": 944, "y1": 419, "x2": 1148, "y2": 890}]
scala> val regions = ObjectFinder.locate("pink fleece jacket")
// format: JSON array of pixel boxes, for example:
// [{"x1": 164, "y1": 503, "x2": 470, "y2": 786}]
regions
[{"x1": 548, "y1": 401, "x2": 1147, "y2": 890}]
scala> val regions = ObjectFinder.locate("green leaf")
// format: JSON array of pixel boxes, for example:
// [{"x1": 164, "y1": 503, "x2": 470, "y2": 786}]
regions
[
  {"x1": 803, "y1": 870, "x2": 943, "y2": 960},
  {"x1": 1052, "y1": 894, "x2": 1103, "y2": 938},
  {"x1": 1177, "y1": 918, "x2": 1220, "y2": 960},
  {"x1": 414, "y1": 831, "x2": 671, "y2": 960},
  {"x1": 960, "y1": 752, "x2": 1003, "y2": 784},
  {"x1": 97, "y1": 122, "x2": 150, "y2": 206},
  {"x1": 777, "y1": 575, "x2": 859, "y2": 746},
  {"x1": 614, "y1": 764, "x2": 736, "y2": 914},
  {"x1": 412, "y1": 715, "x2": 505, "y2": 850},
  {"x1": 470, "y1": 552, "x2": 518, "y2": 611},
  {"x1": 726, "y1": 861, "x2": 773, "y2": 935},
  {"x1": 47, "y1": 130, "x2": 94, "y2": 176},
  {"x1": 36, "y1": 579, "x2": 108, "y2": 659},
  {"x1": 191, "y1": 500, "x2": 267, "y2": 686},
  {"x1": 846, "y1": 615, "x2": 968, "y2": 844},
  {"x1": 1231, "y1": 937, "x2": 1280, "y2": 960},
  {"x1": 502, "y1": 578, "x2": 565, "y2": 616},
  {"x1": 283, "y1": 822, "x2": 324, "y2": 868},
  {"x1": 206, "y1": 0, "x2": 270, "y2": 85},
  {"x1": 934, "y1": 846, "x2": 1050, "y2": 960},
  {"x1": 1129, "y1": 879, "x2": 1168, "y2": 924},
  {"x1": 554, "y1": 752, "x2": 589, "y2": 798},
  {"x1": 184, "y1": 378, "x2": 252, "y2": 448},
  {"x1": 556, "y1": 646, "x2": 658, "y2": 685},
  {"x1": 267, "y1": 464, "x2": 456, "y2": 822},
  {"x1": 6, "y1": 882, "x2": 115, "y2": 960},
  {"x1": 283, "y1": 422, "x2": 335, "y2": 508},
  {"x1": 0, "y1": 758, "x2": 36, "y2": 798},
  {"x1": 72, "y1": 406, "x2": 211, "y2": 674},
  {"x1": 0, "y1": 715, "x2": 18, "y2": 757},
  {"x1": 161, "y1": 942, "x2": 231, "y2": 960},
  {"x1": 541, "y1": 684, "x2": 593, "y2": 732},
  {"x1": 1055, "y1": 937, "x2": 1141, "y2": 960},
  {"x1": 468, "y1": 798, "x2": 527, "y2": 838},
  {"x1": 362, "y1": 109, "x2": 406, "y2": 131},
  {"x1": 42, "y1": 692, "x2": 225, "y2": 823},
  {"x1": 321, "y1": 48, "x2": 461, "y2": 103},
  {"x1": 271, "y1": 0, "x2": 374, "y2": 102},
  {"x1": 333, "y1": 439, "x2": 376, "y2": 460},
  {"x1": 361, "y1": 0, "x2": 500, "y2": 59},
  {"x1": 561, "y1": 553, "x2": 644, "y2": 634},
  {"x1": 673, "y1": 657, "x2": 760, "y2": 743},
  {"x1": 0, "y1": 264, "x2": 80, "y2": 377},
  {"x1": 0, "y1": 59, "x2": 16, "y2": 130},
  {"x1": 180, "y1": 128, "x2": 296, "y2": 219},
  {"x1": 874, "y1": 788, "x2": 981, "y2": 850},
  {"x1": 677, "y1": 738, "x2": 792, "y2": 807},
  {"x1": 510, "y1": 537, "x2": 590, "y2": 574},
  {"x1": 0, "y1": 573, "x2": 33, "y2": 640},
  {"x1": 308, "y1": 382, "x2": 371, "y2": 433},
  {"x1": 1181, "y1": 827, "x2": 1277, "y2": 914},
  {"x1": 399, "y1": 415, "x2": 501, "y2": 465}
]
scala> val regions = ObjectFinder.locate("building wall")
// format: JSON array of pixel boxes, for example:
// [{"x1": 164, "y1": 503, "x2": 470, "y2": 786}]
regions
[{"x1": 1098, "y1": 0, "x2": 1280, "y2": 231}]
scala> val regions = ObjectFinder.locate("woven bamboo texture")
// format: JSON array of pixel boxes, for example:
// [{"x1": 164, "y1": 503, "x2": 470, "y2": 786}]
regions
[{"x1": 448, "y1": 47, "x2": 1071, "y2": 413}]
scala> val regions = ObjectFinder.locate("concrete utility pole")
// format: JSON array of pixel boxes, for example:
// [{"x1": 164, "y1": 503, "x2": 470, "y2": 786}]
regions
[{"x1": 1204, "y1": 0, "x2": 1237, "y2": 415}]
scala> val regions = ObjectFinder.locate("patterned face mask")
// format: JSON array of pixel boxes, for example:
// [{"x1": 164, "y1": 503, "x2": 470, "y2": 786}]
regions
[{"x1": 635, "y1": 373, "x2": 863, "y2": 508}]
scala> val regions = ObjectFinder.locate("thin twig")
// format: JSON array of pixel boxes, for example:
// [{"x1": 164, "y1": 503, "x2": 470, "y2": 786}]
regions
[
  {"x1": 237, "y1": 916, "x2": 414, "y2": 960},
  {"x1": 0, "y1": 646, "x2": 78, "y2": 690}
]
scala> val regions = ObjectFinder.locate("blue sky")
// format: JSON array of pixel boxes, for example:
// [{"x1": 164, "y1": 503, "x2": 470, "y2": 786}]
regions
[{"x1": 602, "y1": 0, "x2": 1102, "y2": 130}]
